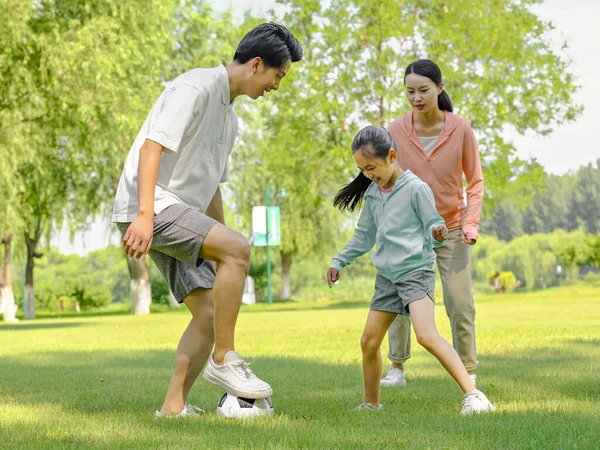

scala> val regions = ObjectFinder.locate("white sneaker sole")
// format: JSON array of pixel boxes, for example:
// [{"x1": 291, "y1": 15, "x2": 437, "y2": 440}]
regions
[
  {"x1": 380, "y1": 380, "x2": 406, "y2": 388},
  {"x1": 203, "y1": 368, "x2": 273, "y2": 399},
  {"x1": 461, "y1": 404, "x2": 496, "y2": 416}
]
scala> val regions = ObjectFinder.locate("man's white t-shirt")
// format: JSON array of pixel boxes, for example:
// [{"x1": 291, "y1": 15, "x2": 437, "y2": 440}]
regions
[{"x1": 111, "y1": 65, "x2": 238, "y2": 223}]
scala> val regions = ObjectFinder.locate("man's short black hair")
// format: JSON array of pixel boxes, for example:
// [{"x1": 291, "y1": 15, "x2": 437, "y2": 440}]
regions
[{"x1": 234, "y1": 22, "x2": 303, "y2": 69}]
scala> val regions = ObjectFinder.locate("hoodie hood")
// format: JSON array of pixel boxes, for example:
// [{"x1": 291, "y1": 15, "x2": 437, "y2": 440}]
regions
[{"x1": 364, "y1": 170, "x2": 420, "y2": 199}]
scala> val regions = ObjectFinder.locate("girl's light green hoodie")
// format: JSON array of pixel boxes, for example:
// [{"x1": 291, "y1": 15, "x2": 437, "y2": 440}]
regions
[{"x1": 331, "y1": 170, "x2": 445, "y2": 283}]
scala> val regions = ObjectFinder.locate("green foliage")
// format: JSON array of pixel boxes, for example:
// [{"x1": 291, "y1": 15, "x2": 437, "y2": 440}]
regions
[
  {"x1": 569, "y1": 161, "x2": 600, "y2": 234},
  {"x1": 272, "y1": 0, "x2": 579, "y2": 214},
  {"x1": 33, "y1": 246, "x2": 128, "y2": 311},
  {"x1": 581, "y1": 234, "x2": 600, "y2": 268},
  {"x1": 473, "y1": 230, "x2": 598, "y2": 291},
  {"x1": 248, "y1": 250, "x2": 274, "y2": 298},
  {"x1": 71, "y1": 284, "x2": 112, "y2": 310},
  {"x1": 0, "y1": 1, "x2": 238, "y2": 314},
  {"x1": 150, "y1": 276, "x2": 170, "y2": 306},
  {"x1": 482, "y1": 160, "x2": 600, "y2": 240},
  {"x1": 35, "y1": 278, "x2": 112, "y2": 312},
  {"x1": 487, "y1": 270, "x2": 517, "y2": 293},
  {"x1": 1, "y1": 1, "x2": 586, "y2": 309},
  {"x1": 229, "y1": 0, "x2": 579, "y2": 296}
]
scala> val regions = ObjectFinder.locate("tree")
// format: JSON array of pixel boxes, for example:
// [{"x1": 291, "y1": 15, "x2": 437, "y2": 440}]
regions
[
  {"x1": 481, "y1": 161, "x2": 599, "y2": 240},
  {"x1": 3, "y1": 1, "x2": 179, "y2": 318},
  {"x1": 0, "y1": 3, "x2": 43, "y2": 319},
  {"x1": 230, "y1": 5, "x2": 360, "y2": 299},
  {"x1": 486, "y1": 200, "x2": 525, "y2": 241},
  {"x1": 330, "y1": 0, "x2": 577, "y2": 211},
  {"x1": 523, "y1": 173, "x2": 576, "y2": 234},
  {"x1": 0, "y1": 234, "x2": 17, "y2": 322},
  {"x1": 569, "y1": 161, "x2": 600, "y2": 234},
  {"x1": 228, "y1": 0, "x2": 580, "y2": 298}
]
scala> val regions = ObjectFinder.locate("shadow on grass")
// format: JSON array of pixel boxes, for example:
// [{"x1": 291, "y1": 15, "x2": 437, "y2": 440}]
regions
[
  {"x1": 0, "y1": 340, "x2": 599, "y2": 449},
  {"x1": 241, "y1": 299, "x2": 370, "y2": 315},
  {"x1": 10, "y1": 304, "x2": 186, "y2": 322},
  {"x1": 0, "y1": 321, "x2": 94, "y2": 331}
]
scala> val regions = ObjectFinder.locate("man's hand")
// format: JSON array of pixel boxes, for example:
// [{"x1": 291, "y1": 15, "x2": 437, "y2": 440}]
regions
[{"x1": 123, "y1": 215, "x2": 154, "y2": 259}]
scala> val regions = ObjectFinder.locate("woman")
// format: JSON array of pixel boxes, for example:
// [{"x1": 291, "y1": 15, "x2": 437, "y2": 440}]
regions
[{"x1": 381, "y1": 59, "x2": 484, "y2": 388}]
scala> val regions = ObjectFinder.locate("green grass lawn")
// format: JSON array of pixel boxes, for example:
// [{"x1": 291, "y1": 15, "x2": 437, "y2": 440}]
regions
[{"x1": 1, "y1": 285, "x2": 599, "y2": 449}]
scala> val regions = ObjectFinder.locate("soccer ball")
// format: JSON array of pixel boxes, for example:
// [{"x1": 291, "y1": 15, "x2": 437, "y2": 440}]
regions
[{"x1": 216, "y1": 392, "x2": 274, "y2": 419}]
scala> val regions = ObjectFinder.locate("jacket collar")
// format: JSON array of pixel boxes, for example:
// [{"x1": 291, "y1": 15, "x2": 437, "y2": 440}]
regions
[{"x1": 400, "y1": 111, "x2": 460, "y2": 156}]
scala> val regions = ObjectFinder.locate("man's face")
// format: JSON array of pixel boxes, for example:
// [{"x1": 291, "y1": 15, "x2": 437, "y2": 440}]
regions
[{"x1": 248, "y1": 58, "x2": 292, "y2": 100}]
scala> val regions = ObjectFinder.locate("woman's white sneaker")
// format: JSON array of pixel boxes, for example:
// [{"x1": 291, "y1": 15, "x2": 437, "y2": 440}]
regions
[
  {"x1": 460, "y1": 391, "x2": 496, "y2": 415},
  {"x1": 203, "y1": 351, "x2": 273, "y2": 399},
  {"x1": 380, "y1": 366, "x2": 406, "y2": 388}
]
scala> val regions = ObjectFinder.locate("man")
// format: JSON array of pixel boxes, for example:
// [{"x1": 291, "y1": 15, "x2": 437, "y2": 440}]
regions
[{"x1": 111, "y1": 23, "x2": 302, "y2": 417}]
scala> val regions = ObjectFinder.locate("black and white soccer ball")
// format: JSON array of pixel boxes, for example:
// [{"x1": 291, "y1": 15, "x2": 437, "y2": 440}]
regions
[{"x1": 216, "y1": 392, "x2": 274, "y2": 419}]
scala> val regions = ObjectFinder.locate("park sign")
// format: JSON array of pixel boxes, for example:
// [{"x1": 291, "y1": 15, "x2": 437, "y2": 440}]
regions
[{"x1": 252, "y1": 206, "x2": 281, "y2": 246}]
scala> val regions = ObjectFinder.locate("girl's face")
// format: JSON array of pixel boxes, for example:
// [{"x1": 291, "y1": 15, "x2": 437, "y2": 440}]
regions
[
  {"x1": 405, "y1": 73, "x2": 443, "y2": 114},
  {"x1": 353, "y1": 147, "x2": 397, "y2": 188}
]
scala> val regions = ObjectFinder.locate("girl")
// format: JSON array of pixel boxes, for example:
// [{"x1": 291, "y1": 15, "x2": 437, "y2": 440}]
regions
[
  {"x1": 327, "y1": 126, "x2": 494, "y2": 415},
  {"x1": 382, "y1": 60, "x2": 484, "y2": 389}
]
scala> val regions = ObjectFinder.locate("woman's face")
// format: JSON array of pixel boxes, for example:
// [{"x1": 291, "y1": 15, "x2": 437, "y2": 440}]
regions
[{"x1": 405, "y1": 73, "x2": 443, "y2": 114}]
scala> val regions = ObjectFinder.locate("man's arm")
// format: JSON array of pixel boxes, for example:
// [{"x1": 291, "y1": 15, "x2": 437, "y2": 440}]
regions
[{"x1": 123, "y1": 139, "x2": 164, "y2": 258}]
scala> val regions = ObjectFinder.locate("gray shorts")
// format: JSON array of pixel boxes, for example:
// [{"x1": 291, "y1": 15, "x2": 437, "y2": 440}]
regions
[
  {"x1": 370, "y1": 271, "x2": 436, "y2": 315},
  {"x1": 116, "y1": 204, "x2": 218, "y2": 303}
]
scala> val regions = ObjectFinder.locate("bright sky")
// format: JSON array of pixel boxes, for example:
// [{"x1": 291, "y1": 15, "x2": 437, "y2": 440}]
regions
[{"x1": 55, "y1": 0, "x2": 600, "y2": 255}]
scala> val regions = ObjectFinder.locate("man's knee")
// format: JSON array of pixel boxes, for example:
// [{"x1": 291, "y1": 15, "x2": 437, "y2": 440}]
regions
[{"x1": 223, "y1": 235, "x2": 251, "y2": 273}]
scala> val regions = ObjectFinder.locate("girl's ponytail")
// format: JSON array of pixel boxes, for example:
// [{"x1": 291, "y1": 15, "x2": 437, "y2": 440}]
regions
[{"x1": 333, "y1": 172, "x2": 372, "y2": 212}]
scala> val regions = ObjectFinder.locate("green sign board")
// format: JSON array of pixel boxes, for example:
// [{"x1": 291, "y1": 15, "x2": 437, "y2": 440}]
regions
[{"x1": 252, "y1": 206, "x2": 281, "y2": 246}]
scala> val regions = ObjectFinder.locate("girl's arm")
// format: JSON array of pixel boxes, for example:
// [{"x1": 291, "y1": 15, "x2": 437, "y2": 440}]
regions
[
  {"x1": 462, "y1": 126, "x2": 484, "y2": 243},
  {"x1": 412, "y1": 183, "x2": 446, "y2": 249},
  {"x1": 331, "y1": 203, "x2": 377, "y2": 272}
]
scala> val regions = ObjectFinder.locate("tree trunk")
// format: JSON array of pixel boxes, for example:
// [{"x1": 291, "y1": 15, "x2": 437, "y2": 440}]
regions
[
  {"x1": 1, "y1": 234, "x2": 18, "y2": 322},
  {"x1": 168, "y1": 290, "x2": 181, "y2": 308},
  {"x1": 280, "y1": 251, "x2": 292, "y2": 300},
  {"x1": 24, "y1": 228, "x2": 43, "y2": 320},
  {"x1": 127, "y1": 254, "x2": 151, "y2": 315}
]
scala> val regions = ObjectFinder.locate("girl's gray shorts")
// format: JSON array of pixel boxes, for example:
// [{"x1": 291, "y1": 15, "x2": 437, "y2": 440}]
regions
[
  {"x1": 370, "y1": 270, "x2": 436, "y2": 315},
  {"x1": 117, "y1": 203, "x2": 218, "y2": 303}
]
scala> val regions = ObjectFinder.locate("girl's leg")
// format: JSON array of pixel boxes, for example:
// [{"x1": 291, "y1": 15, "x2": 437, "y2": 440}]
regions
[
  {"x1": 408, "y1": 296, "x2": 476, "y2": 393},
  {"x1": 361, "y1": 310, "x2": 400, "y2": 405}
]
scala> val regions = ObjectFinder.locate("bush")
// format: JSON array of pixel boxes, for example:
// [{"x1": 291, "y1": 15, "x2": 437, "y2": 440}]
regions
[
  {"x1": 35, "y1": 279, "x2": 111, "y2": 312},
  {"x1": 151, "y1": 275, "x2": 170, "y2": 305},
  {"x1": 473, "y1": 230, "x2": 598, "y2": 290},
  {"x1": 72, "y1": 284, "x2": 112, "y2": 309},
  {"x1": 487, "y1": 271, "x2": 517, "y2": 293}
]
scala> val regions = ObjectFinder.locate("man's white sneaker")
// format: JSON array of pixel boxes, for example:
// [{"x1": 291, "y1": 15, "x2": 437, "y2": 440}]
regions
[
  {"x1": 154, "y1": 403, "x2": 205, "y2": 419},
  {"x1": 380, "y1": 366, "x2": 406, "y2": 388},
  {"x1": 460, "y1": 391, "x2": 496, "y2": 415},
  {"x1": 203, "y1": 351, "x2": 273, "y2": 399}
]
